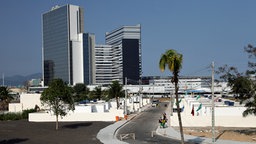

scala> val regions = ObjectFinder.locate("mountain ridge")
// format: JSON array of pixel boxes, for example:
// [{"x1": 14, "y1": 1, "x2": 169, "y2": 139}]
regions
[{"x1": 0, "y1": 73, "x2": 42, "y2": 86}]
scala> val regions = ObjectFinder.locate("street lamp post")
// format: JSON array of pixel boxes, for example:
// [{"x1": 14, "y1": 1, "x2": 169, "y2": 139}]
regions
[{"x1": 211, "y1": 62, "x2": 215, "y2": 143}]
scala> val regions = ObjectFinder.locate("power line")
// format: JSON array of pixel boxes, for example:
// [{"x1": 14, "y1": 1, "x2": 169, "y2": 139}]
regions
[{"x1": 184, "y1": 64, "x2": 211, "y2": 76}]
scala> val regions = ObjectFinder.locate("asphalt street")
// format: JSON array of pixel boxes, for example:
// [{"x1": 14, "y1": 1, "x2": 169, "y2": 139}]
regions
[{"x1": 117, "y1": 102, "x2": 181, "y2": 144}]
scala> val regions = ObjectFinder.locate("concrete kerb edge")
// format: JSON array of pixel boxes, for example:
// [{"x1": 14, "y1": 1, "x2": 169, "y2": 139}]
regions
[
  {"x1": 113, "y1": 105, "x2": 150, "y2": 140},
  {"x1": 113, "y1": 110, "x2": 145, "y2": 138},
  {"x1": 155, "y1": 126, "x2": 181, "y2": 141}
]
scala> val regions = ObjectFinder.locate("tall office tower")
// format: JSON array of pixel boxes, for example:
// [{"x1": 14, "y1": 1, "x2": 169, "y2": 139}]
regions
[
  {"x1": 42, "y1": 5, "x2": 90, "y2": 86},
  {"x1": 95, "y1": 45, "x2": 115, "y2": 85},
  {"x1": 105, "y1": 24, "x2": 141, "y2": 84},
  {"x1": 83, "y1": 33, "x2": 96, "y2": 85}
]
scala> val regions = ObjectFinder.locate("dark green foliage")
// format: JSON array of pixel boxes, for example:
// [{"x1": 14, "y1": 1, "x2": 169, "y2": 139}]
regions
[
  {"x1": 41, "y1": 78, "x2": 74, "y2": 130},
  {"x1": 0, "y1": 86, "x2": 13, "y2": 110},
  {"x1": 217, "y1": 44, "x2": 256, "y2": 117},
  {"x1": 0, "y1": 113, "x2": 22, "y2": 120},
  {"x1": 73, "y1": 83, "x2": 89, "y2": 102},
  {"x1": 89, "y1": 86, "x2": 103, "y2": 100},
  {"x1": 231, "y1": 76, "x2": 256, "y2": 117},
  {"x1": 216, "y1": 65, "x2": 242, "y2": 84},
  {"x1": 0, "y1": 108, "x2": 36, "y2": 121},
  {"x1": 244, "y1": 44, "x2": 256, "y2": 75},
  {"x1": 232, "y1": 77, "x2": 254, "y2": 101},
  {"x1": 108, "y1": 81, "x2": 125, "y2": 109},
  {"x1": 22, "y1": 109, "x2": 37, "y2": 119}
]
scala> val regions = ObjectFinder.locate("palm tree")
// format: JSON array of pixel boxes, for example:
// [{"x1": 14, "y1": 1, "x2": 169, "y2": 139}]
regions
[
  {"x1": 0, "y1": 86, "x2": 13, "y2": 111},
  {"x1": 108, "y1": 81, "x2": 125, "y2": 109},
  {"x1": 159, "y1": 49, "x2": 184, "y2": 143},
  {"x1": 73, "y1": 83, "x2": 89, "y2": 102},
  {"x1": 90, "y1": 86, "x2": 103, "y2": 100}
]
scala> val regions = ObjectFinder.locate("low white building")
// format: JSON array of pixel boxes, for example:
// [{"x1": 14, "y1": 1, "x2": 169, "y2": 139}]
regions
[
  {"x1": 169, "y1": 96, "x2": 256, "y2": 127},
  {"x1": 9, "y1": 93, "x2": 150, "y2": 122},
  {"x1": 9, "y1": 93, "x2": 43, "y2": 112},
  {"x1": 143, "y1": 76, "x2": 231, "y2": 94}
]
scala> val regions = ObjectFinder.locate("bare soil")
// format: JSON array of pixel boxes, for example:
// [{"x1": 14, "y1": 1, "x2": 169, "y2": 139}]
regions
[{"x1": 174, "y1": 127, "x2": 256, "y2": 142}]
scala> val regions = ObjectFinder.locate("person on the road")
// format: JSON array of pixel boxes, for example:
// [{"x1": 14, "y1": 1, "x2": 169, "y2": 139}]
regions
[{"x1": 159, "y1": 115, "x2": 167, "y2": 128}]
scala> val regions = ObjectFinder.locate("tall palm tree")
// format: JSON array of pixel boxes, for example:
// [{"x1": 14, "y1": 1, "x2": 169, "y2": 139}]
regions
[
  {"x1": 0, "y1": 86, "x2": 13, "y2": 111},
  {"x1": 159, "y1": 49, "x2": 184, "y2": 143},
  {"x1": 90, "y1": 86, "x2": 103, "y2": 100},
  {"x1": 108, "y1": 81, "x2": 125, "y2": 109}
]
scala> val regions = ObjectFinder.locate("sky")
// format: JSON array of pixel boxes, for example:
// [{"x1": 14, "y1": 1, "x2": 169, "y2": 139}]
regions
[{"x1": 0, "y1": 0, "x2": 255, "y2": 77}]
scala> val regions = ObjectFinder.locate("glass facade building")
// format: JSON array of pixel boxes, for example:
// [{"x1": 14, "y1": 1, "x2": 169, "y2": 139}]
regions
[
  {"x1": 83, "y1": 33, "x2": 95, "y2": 85},
  {"x1": 42, "y1": 5, "x2": 85, "y2": 86}
]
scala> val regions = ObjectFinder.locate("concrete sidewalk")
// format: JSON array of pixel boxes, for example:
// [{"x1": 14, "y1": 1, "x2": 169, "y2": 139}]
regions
[
  {"x1": 156, "y1": 126, "x2": 255, "y2": 144},
  {"x1": 97, "y1": 120, "x2": 128, "y2": 144},
  {"x1": 97, "y1": 105, "x2": 149, "y2": 144}
]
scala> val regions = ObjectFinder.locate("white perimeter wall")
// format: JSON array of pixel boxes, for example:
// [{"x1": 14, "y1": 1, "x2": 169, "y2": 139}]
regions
[
  {"x1": 9, "y1": 93, "x2": 151, "y2": 122},
  {"x1": 169, "y1": 98, "x2": 256, "y2": 127},
  {"x1": 29, "y1": 109, "x2": 124, "y2": 122},
  {"x1": 9, "y1": 93, "x2": 42, "y2": 112},
  {"x1": 29, "y1": 98, "x2": 150, "y2": 122}
]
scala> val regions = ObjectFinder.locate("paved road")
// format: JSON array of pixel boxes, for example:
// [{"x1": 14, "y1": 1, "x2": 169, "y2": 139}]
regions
[{"x1": 117, "y1": 102, "x2": 181, "y2": 144}]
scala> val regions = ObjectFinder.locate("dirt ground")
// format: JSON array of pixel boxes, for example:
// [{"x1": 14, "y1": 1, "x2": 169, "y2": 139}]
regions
[
  {"x1": 0, "y1": 120, "x2": 113, "y2": 144},
  {"x1": 174, "y1": 127, "x2": 256, "y2": 142}
]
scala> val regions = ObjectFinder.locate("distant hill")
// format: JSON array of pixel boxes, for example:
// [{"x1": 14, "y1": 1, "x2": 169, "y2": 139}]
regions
[{"x1": 0, "y1": 73, "x2": 42, "y2": 87}]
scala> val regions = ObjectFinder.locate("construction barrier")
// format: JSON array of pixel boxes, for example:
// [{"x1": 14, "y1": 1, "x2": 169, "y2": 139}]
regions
[
  {"x1": 115, "y1": 116, "x2": 119, "y2": 122},
  {"x1": 124, "y1": 115, "x2": 128, "y2": 120}
]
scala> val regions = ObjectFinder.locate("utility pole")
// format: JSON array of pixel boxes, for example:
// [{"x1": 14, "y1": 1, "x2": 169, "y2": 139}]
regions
[
  {"x1": 2, "y1": 73, "x2": 4, "y2": 86},
  {"x1": 153, "y1": 82, "x2": 154, "y2": 98},
  {"x1": 139, "y1": 79, "x2": 143, "y2": 107},
  {"x1": 211, "y1": 62, "x2": 215, "y2": 143},
  {"x1": 124, "y1": 77, "x2": 127, "y2": 115},
  {"x1": 170, "y1": 78, "x2": 173, "y2": 116}
]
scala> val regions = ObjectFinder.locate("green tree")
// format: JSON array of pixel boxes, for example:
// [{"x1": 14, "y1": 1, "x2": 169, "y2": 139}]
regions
[
  {"x1": 41, "y1": 79, "x2": 74, "y2": 130},
  {"x1": 89, "y1": 86, "x2": 103, "y2": 100},
  {"x1": 73, "y1": 83, "x2": 89, "y2": 102},
  {"x1": 108, "y1": 81, "x2": 125, "y2": 109},
  {"x1": 159, "y1": 49, "x2": 184, "y2": 143},
  {"x1": 244, "y1": 44, "x2": 256, "y2": 76},
  {"x1": 232, "y1": 77, "x2": 256, "y2": 116},
  {"x1": 0, "y1": 86, "x2": 13, "y2": 111},
  {"x1": 216, "y1": 44, "x2": 256, "y2": 117}
]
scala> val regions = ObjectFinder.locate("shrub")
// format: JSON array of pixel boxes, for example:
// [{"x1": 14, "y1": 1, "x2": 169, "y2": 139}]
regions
[
  {"x1": 0, "y1": 112, "x2": 22, "y2": 121},
  {"x1": 22, "y1": 109, "x2": 37, "y2": 119},
  {"x1": 0, "y1": 108, "x2": 37, "y2": 121}
]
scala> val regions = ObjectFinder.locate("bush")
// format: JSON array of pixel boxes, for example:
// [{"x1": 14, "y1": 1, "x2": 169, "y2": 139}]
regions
[
  {"x1": 22, "y1": 109, "x2": 37, "y2": 119},
  {"x1": 0, "y1": 108, "x2": 37, "y2": 121},
  {"x1": 0, "y1": 112, "x2": 22, "y2": 121}
]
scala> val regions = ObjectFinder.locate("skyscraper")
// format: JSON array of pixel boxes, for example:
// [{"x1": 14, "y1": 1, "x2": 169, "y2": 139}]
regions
[
  {"x1": 42, "y1": 5, "x2": 91, "y2": 86},
  {"x1": 94, "y1": 44, "x2": 114, "y2": 85},
  {"x1": 83, "y1": 33, "x2": 96, "y2": 85},
  {"x1": 105, "y1": 25, "x2": 142, "y2": 84}
]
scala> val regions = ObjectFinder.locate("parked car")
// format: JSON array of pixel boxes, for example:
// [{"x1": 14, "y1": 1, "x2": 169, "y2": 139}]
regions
[{"x1": 151, "y1": 99, "x2": 160, "y2": 107}]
